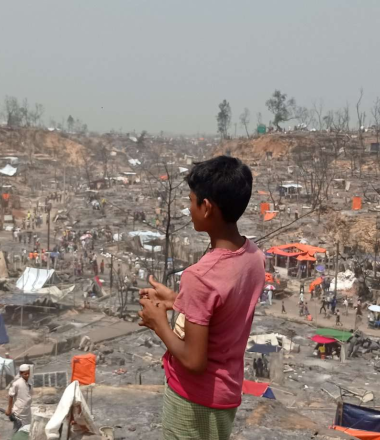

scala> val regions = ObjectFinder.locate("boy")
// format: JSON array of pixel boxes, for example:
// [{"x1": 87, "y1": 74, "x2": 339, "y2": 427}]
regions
[{"x1": 139, "y1": 156, "x2": 265, "y2": 439}]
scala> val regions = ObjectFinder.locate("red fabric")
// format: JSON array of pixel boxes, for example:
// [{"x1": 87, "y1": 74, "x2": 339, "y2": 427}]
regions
[
  {"x1": 332, "y1": 426, "x2": 380, "y2": 440},
  {"x1": 311, "y1": 335, "x2": 336, "y2": 344},
  {"x1": 242, "y1": 380, "x2": 269, "y2": 396},
  {"x1": 2, "y1": 194, "x2": 9, "y2": 201},
  {"x1": 260, "y1": 202, "x2": 270, "y2": 215},
  {"x1": 309, "y1": 277, "x2": 323, "y2": 292},
  {"x1": 94, "y1": 276, "x2": 102, "y2": 287},
  {"x1": 352, "y1": 197, "x2": 362, "y2": 210},
  {"x1": 71, "y1": 353, "x2": 96, "y2": 385},
  {"x1": 164, "y1": 240, "x2": 265, "y2": 409},
  {"x1": 264, "y1": 212, "x2": 277, "y2": 222}
]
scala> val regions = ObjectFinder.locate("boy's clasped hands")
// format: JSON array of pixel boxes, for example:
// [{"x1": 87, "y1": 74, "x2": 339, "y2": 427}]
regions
[{"x1": 138, "y1": 275, "x2": 176, "y2": 331}]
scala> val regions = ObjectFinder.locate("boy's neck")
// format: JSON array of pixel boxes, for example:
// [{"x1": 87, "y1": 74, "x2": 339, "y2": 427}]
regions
[{"x1": 208, "y1": 223, "x2": 245, "y2": 251}]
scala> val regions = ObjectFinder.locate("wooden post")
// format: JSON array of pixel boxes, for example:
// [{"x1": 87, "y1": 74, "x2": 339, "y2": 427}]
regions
[{"x1": 334, "y1": 241, "x2": 339, "y2": 297}]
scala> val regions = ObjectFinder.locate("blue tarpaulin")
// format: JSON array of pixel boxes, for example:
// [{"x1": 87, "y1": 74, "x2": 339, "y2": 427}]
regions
[
  {"x1": 335, "y1": 402, "x2": 380, "y2": 433},
  {"x1": 0, "y1": 314, "x2": 9, "y2": 344}
]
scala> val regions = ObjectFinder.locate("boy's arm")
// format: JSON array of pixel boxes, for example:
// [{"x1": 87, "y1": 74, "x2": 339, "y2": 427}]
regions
[
  {"x1": 139, "y1": 299, "x2": 208, "y2": 374},
  {"x1": 5, "y1": 396, "x2": 14, "y2": 416}
]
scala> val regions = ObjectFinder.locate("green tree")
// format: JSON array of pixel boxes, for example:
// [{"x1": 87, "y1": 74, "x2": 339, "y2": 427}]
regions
[
  {"x1": 216, "y1": 100, "x2": 232, "y2": 139},
  {"x1": 67, "y1": 115, "x2": 74, "y2": 132},
  {"x1": 266, "y1": 90, "x2": 296, "y2": 131}
]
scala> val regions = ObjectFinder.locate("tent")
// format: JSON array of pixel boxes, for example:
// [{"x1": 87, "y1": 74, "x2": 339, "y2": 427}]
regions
[
  {"x1": 242, "y1": 380, "x2": 275, "y2": 399},
  {"x1": 16, "y1": 268, "x2": 55, "y2": 293},
  {"x1": 369, "y1": 305, "x2": 380, "y2": 313},
  {"x1": 247, "y1": 344, "x2": 282, "y2": 354},
  {"x1": 71, "y1": 353, "x2": 96, "y2": 385},
  {"x1": 332, "y1": 402, "x2": 380, "y2": 439},
  {"x1": 315, "y1": 328, "x2": 353, "y2": 342},
  {"x1": 0, "y1": 356, "x2": 15, "y2": 376}
]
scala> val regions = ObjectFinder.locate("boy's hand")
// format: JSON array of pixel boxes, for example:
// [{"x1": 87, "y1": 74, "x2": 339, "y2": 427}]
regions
[
  {"x1": 139, "y1": 275, "x2": 176, "y2": 310},
  {"x1": 138, "y1": 298, "x2": 168, "y2": 331}
]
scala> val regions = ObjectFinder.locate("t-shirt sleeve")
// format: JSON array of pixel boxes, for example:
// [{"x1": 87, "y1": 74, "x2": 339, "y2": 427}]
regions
[
  {"x1": 173, "y1": 270, "x2": 220, "y2": 326},
  {"x1": 9, "y1": 381, "x2": 17, "y2": 397}
]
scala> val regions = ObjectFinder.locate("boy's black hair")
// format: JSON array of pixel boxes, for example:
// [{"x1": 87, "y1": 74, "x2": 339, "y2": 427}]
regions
[{"x1": 186, "y1": 155, "x2": 253, "y2": 223}]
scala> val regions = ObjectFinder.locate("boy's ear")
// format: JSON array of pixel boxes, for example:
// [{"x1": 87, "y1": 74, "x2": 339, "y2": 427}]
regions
[{"x1": 203, "y1": 199, "x2": 213, "y2": 218}]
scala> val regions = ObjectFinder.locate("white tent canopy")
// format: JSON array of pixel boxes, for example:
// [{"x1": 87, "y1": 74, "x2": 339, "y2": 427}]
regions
[
  {"x1": 16, "y1": 268, "x2": 55, "y2": 293},
  {"x1": 369, "y1": 305, "x2": 380, "y2": 313}
]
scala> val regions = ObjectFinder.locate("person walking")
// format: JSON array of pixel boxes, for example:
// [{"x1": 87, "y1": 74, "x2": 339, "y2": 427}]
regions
[
  {"x1": 100, "y1": 259, "x2": 105, "y2": 275},
  {"x1": 281, "y1": 300, "x2": 286, "y2": 314},
  {"x1": 336, "y1": 309, "x2": 343, "y2": 326},
  {"x1": 343, "y1": 297, "x2": 349, "y2": 316},
  {"x1": 6, "y1": 365, "x2": 33, "y2": 434},
  {"x1": 320, "y1": 297, "x2": 327, "y2": 315}
]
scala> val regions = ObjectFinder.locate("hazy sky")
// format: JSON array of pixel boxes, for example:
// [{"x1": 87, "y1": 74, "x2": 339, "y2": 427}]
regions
[{"x1": 1, "y1": 0, "x2": 379, "y2": 134}]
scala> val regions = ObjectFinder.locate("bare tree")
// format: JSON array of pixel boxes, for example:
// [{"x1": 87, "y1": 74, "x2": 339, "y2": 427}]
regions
[
  {"x1": 239, "y1": 108, "x2": 250, "y2": 138},
  {"x1": 312, "y1": 100, "x2": 324, "y2": 131},
  {"x1": 356, "y1": 88, "x2": 366, "y2": 177},
  {"x1": 371, "y1": 97, "x2": 380, "y2": 161}
]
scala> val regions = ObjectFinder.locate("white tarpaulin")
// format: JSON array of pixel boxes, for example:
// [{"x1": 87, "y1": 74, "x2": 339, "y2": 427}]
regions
[
  {"x1": 179, "y1": 167, "x2": 188, "y2": 174},
  {"x1": 16, "y1": 268, "x2": 55, "y2": 293},
  {"x1": 128, "y1": 158, "x2": 141, "y2": 166},
  {"x1": 0, "y1": 164, "x2": 17, "y2": 176},
  {"x1": 45, "y1": 381, "x2": 96, "y2": 439},
  {"x1": 0, "y1": 357, "x2": 16, "y2": 376},
  {"x1": 330, "y1": 270, "x2": 358, "y2": 295}
]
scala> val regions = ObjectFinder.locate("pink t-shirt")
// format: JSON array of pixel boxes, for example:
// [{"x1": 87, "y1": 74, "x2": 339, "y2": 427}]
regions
[{"x1": 163, "y1": 239, "x2": 265, "y2": 409}]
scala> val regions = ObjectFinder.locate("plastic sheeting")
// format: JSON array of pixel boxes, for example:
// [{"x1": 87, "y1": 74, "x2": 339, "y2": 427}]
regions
[
  {"x1": 0, "y1": 164, "x2": 17, "y2": 176},
  {"x1": 0, "y1": 314, "x2": 9, "y2": 344},
  {"x1": 334, "y1": 402, "x2": 380, "y2": 434},
  {"x1": 45, "y1": 380, "x2": 96, "y2": 439},
  {"x1": 0, "y1": 357, "x2": 15, "y2": 376},
  {"x1": 71, "y1": 353, "x2": 96, "y2": 385},
  {"x1": 330, "y1": 270, "x2": 358, "y2": 295},
  {"x1": 16, "y1": 268, "x2": 55, "y2": 293},
  {"x1": 242, "y1": 380, "x2": 275, "y2": 399}
]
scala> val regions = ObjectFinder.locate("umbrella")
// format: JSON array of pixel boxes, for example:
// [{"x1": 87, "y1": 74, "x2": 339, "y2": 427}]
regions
[
  {"x1": 316, "y1": 265, "x2": 325, "y2": 272},
  {"x1": 369, "y1": 305, "x2": 380, "y2": 313},
  {"x1": 265, "y1": 284, "x2": 276, "y2": 290},
  {"x1": 310, "y1": 335, "x2": 336, "y2": 344}
]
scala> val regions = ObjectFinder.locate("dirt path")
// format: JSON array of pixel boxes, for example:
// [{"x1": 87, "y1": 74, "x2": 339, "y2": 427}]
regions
[{"x1": 264, "y1": 291, "x2": 380, "y2": 337}]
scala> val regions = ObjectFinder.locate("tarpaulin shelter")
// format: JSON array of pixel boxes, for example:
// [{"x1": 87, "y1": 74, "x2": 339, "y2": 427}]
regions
[
  {"x1": 242, "y1": 380, "x2": 275, "y2": 399},
  {"x1": 266, "y1": 243, "x2": 326, "y2": 278},
  {"x1": 352, "y1": 196, "x2": 362, "y2": 210},
  {"x1": 264, "y1": 212, "x2": 277, "y2": 222},
  {"x1": 16, "y1": 267, "x2": 55, "y2": 293},
  {"x1": 309, "y1": 277, "x2": 323, "y2": 292},
  {"x1": 71, "y1": 353, "x2": 96, "y2": 385},
  {"x1": 332, "y1": 402, "x2": 380, "y2": 439},
  {"x1": 247, "y1": 344, "x2": 282, "y2": 354},
  {"x1": 315, "y1": 328, "x2": 353, "y2": 342},
  {"x1": 260, "y1": 202, "x2": 270, "y2": 215},
  {"x1": 310, "y1": 335, "x2": 336, "y2": 344},
  {"x1": 0, "y1": 314, "x2": 9, "y2": 344}
]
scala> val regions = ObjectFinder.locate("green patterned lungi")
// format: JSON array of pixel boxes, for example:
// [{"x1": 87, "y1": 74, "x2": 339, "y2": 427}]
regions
[{"x1": 162, "y1": 384, "x2": 237, "y2": 440}]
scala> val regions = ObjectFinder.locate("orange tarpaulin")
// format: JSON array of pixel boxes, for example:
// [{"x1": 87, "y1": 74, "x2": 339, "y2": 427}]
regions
[
  {"x1": 264, "y1": 212, "x2": 277, "y2": 222},
  {"x1": 332, "y1": 426, "x2": 380, "y2": 440},
  {"x1": 260, "y1": 202, "x2": 270, "y2": 215},
  {"x1": 71, "y1": 353, "x2": 96, "y2": 385},
  {"x1": 257, "y1": 190, "x2": 269, "y2": 195},
  {"x1": 352, "y1": 196, "x2": 362, "y2": 210},
  {"x1": 296, "y1": 254, "x2": 316, "y2": 261},
  {"x1": 309, "y1": 277, "x2": 323, "y2": 292},
  {"x1": 160, "y1": 175, "x2": 168, "y2": 181}
]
